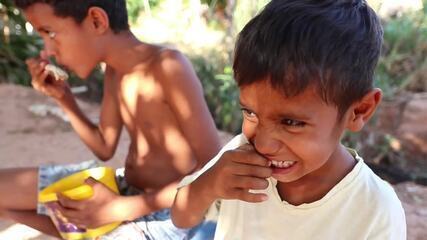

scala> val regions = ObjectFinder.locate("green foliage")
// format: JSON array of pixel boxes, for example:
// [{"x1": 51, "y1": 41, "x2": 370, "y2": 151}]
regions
[
  {"x1": 375, "y1": 10, "x2": 427, "y2": 98},
  {"x1": 0, "y1": 34, "x2": 42, "y2": 84},
  {"x1": 201, "y1": 0, "x2": 227, "y2": 10},
  {"x1": 190, "y1": 54, "x2": 242, "y2": 133},
  {"x1": 127, "y1": 0, "x2": 161, "y2": 23},
  {"x1": 0, "y1": 0, "x2": 42, "y2": 84}
]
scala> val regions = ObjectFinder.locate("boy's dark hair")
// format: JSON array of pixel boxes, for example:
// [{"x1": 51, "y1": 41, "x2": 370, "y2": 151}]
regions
[
  {"x1": 14, "y1": 0, "x2": 129, "y2": 33},
  {"x1": 233, "y1": 0, "x2": 383, "y2": 118}
]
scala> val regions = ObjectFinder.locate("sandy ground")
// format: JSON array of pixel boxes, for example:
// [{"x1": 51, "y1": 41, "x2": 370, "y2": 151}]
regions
[{"x1": 0, "y1": 84, "x2": 426, "y2": 239}]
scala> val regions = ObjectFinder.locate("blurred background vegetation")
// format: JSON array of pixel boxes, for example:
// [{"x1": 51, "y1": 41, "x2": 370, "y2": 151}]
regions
[{"x1": 1, "y1": 0, "x2": 426, "y2": 182}]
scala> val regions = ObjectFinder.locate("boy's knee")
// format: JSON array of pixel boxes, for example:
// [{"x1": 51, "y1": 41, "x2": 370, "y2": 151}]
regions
[
  {"x1": 0, "y1": 208, "x2": 8, "y2": 219},
  {"x1": 0, "y1": 207, "x2": 14, "y2": 220}
]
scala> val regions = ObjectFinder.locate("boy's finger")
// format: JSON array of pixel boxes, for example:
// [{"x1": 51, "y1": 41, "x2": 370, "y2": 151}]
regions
[
  {"x1": 233, "y1": 189, "x2": 268, "y2": 203},
  {"x1": 232, "y1": 175, "x2": 269, "y2": 190},
  {"x1": 28, "y1": 63, "x2": 47, "y2": 83},
  {"x1": 39, "y1": 61, "x2": 48, "y2": 69},
  {"x1": 84, "y1": 177, "x2": 99, "y2": 187},
  {"x1": 229, "y1": 150, "x2": 270, "y2": 167},
  {"x1": 75, "y1": 223, "x2": 88, "y2": 230},
  {"x1": 237, "y1": 143, "x2": 253, "y2": 150},
  {"x1": 26, "y1": 59, "x2": 39, "y2": 75},
  {"x1": 57, "y1": 194, "x2": 84, "y2": 210},
  {"x1": 40, "y1": 50, "x2": 48, "y2": 60},
  {"x1": 26, "y1": 58, "x2": 45, "y2": 72},
  {"x1": 33, "y1": 69, "x2": 49, "y2": 87},
  {"x1": 56, "y1": 204, "x2": 80, "y2": 220},
  {"x1": 65, "y1": 216, "x2": 86, "y2": 228},
  {"x1": 40, "y1": 69, "x2": 49, "y2": 82},
  {"x1": 231, "y1": 163, "x2": 272, "y2": 178}
]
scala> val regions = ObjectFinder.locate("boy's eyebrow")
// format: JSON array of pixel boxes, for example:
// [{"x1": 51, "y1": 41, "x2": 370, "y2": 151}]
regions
[
  {"x1": 239, "y1": 100, "x2": 312, "y2": 120},
  {"x1": 37, "y1": 26, "x2": 52, "y2": 32},
  {"x1": 238, "y1": 101, "x2": 252, "y2": 110},
  {"x1": 277, "y1": 112, "x2": 311, "y2": 121}
]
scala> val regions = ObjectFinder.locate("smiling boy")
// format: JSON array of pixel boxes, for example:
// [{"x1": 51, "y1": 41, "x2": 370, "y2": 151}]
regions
[
  {"x1": 0, "y1": 0, "x2": 220, "y2": 239},
  {"x1": 171, "y1": 0, "x2": 406, "y2": 239}
]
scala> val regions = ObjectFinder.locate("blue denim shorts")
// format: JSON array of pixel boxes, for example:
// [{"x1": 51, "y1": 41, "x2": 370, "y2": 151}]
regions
[{"x1": 38, "y1": 160, "x2": 215, "y2": 239}]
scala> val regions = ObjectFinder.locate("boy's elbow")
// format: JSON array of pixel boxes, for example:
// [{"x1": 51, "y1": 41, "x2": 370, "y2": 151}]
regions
[
  {"x1": 171, "y1": 201, "x2": 204, "y2": 228},
  {"x1": 171, "y1": 210, "x2": 202, "y2": 229},
  {"x1": 97, "y1": 155, "x2": 112, "y2": 161},
  {"x1": 95, "y1": 148, "x2": 115, "y2": 161}
]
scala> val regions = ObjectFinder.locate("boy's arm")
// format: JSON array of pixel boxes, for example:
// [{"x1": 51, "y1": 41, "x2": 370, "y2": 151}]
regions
[
  {"x1": 55, "y1": 66, "x2": 123, "y2": 160},
  {"x1": 157, "y1": 50, "x2": 221, "y2": 167},
  {"x1": 172, "y1": 176, "x2": 216, "y2": 227},
  {"x1": 26, "y1": 56, "x2": 122, "y2": 160},
  {"x1": 57, "y1": 179, "x2": 181, "y2": 228},
  {"x1": 368, "y1": 194, "x2": 407, "y2": 240},
  {"x1": 172, "y1": 145, "x2": 273, "y2": 228},
  {"x1": 57, "y1": 146, "x2": 271, "y2": 228}
]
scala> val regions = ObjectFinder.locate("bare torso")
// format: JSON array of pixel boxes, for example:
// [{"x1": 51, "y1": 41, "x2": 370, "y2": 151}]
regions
[{"x1": 107, "y1": 45, "x2": 197, "y2": 190}]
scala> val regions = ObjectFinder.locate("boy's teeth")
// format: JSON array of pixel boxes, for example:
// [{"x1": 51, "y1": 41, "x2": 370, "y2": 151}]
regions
[{"x1": 271, "y1": 160, "x2": 295, "y2": 168}]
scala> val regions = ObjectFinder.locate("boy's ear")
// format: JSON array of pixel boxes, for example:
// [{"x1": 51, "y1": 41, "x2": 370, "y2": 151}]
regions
[
  {"x1": 86, "y1": 7, "x2": 110, "y2": 34},
  {"x1": 345, "y1": 88, "x2": 382, "y2": 132}
]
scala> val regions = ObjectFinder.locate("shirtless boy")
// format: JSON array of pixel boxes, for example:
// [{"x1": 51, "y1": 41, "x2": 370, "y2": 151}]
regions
[{"x1": 0, "y1": 0, "x2": 220, "y2": 239}]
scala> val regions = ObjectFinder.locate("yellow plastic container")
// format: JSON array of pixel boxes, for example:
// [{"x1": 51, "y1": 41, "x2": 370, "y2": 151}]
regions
[{"x1": 38, "y1": 167, "x2": 121, "y2": 240}]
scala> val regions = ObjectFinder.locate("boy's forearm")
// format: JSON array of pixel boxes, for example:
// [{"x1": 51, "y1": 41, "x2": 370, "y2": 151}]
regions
[
  {"x1": 55, "y1": 93, "x2": 115, "y2": 160},
  {"x1": 116, "y1": 181, "x2": 182, "y2": 221},
  {"x1": 171, "y1": 180, "x2": 216, "y2": 228}
]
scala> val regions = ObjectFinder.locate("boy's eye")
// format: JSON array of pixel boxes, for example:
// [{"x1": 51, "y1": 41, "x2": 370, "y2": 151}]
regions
[
  {"x1": 281, "y1": 119, "x2": 305, "y2": 127},
  {"x1": 241, "y1": 108, "x2": 258, "y2": 121},
  {"x1": 41, "y1": 29, "x2": 56, "y2": 39},
  {"x1": 47, "y1": 31, "x2": 57, "y2": 39}
]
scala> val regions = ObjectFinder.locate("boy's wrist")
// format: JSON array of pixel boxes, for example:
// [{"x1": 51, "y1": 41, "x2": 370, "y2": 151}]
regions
[
  {"x1": 54, "y1": 89, "x2": 74, "y2": 106},
  {"x1": 190, "y1": 177, "x2": 217, "y2": 206},
  {"x1": 172, "y1": 181, "x2": 216, "y2": 228},
  {"x1": 101, "y1": 195, "x2": 146, "y2": 223},
  {"x1": 114, "y1": 195, "x2": 151, "y2": 221}
]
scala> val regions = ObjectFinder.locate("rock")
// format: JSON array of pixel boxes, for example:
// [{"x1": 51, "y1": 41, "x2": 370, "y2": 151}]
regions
[
  {"x1": 397, "y1": 93, "x2": 427, "y2": 155},
  {"x1": 394, "y1": 182, "x2": 427, "y2": 240},
  {"x1": 374, "y1": 92, "x2": 427, "y2": 181}
]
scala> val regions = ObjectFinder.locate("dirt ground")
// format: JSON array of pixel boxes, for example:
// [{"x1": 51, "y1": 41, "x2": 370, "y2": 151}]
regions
[{"x1": 0, "y1": 84, "x2": 426, "y2": 240}]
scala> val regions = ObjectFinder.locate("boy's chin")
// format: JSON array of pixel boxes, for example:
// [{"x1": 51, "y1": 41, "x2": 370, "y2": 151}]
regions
[
  {"x1": 272, "y1": 173, "x2": 302, "y2": 183},
  {"x1": 74, "y1": 70, "x2": 92, "y2": 80},
  {"x1": 273, "y1": 176, "x2": 298, "y2": 183}
]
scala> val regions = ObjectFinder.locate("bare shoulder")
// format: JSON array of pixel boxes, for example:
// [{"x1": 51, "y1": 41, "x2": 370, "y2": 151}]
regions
[
  {"x1": 157, "y1": 47, "x2": 184, "y2": 59},
  {"x1": 123, "y1": 44, "x2": 191, "y2": 78},
  {"x1": 120, "y1": 44, "x2": 200, "y2": 95},
  {"x1": 153, "y1": 47, "x2": 192, "y2": 74},
  {"x1": 150, "y1": 47, "x2": 200, "y2": 87},
  {"x1": 134, "y1": 43, "x2": 187, "y2": 68}
]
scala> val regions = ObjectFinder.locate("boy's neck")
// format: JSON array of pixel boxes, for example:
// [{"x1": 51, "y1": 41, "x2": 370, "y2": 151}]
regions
[
  {"x1": 275, "y1": 144, "x2": 356, "y2": 206},
  {"x1": 101, "y1": 31, "x2": 151, "y2": 74}
]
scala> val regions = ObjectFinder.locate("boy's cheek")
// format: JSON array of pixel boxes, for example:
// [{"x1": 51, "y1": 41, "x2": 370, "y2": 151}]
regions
[{"x1": 241, "y1": 121, "x2": 256, "y2": 139}]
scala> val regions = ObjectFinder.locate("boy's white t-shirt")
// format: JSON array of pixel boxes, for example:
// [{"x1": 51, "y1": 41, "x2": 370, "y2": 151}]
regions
[{"x1": 179, "y1": 134, "x2": 407, "y2": 240}]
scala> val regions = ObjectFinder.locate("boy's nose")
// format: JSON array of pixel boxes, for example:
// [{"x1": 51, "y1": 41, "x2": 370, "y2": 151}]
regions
[
  {"x1": 43, "y1": 42, "x2": 57, "y2": 59},
  {"x1": 251, "y1": 125, "x2": 281, "y2": 156},
  {"x1": 44, "y1": 48, "x2": 57, "y2": 59}
]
